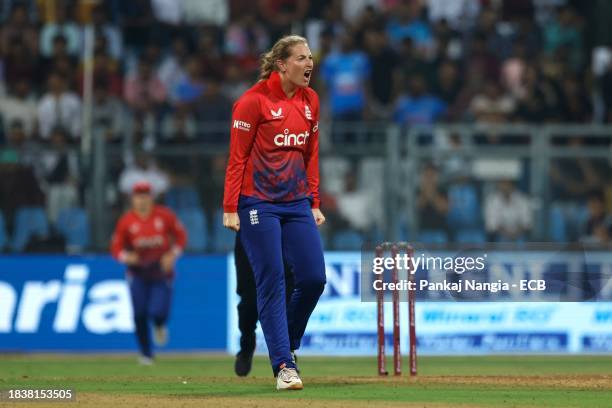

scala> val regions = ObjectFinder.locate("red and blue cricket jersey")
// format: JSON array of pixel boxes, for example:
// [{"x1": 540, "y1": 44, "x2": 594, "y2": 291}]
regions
[
  {"x1": 223, "y1": 71, "x2": 320, "y2": 212},
  {"x1": 111, "y1": 205, "x2": 187, "y2": 280}
]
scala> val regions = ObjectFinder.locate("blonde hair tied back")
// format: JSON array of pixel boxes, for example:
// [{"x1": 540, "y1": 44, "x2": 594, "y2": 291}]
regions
[{"x1": 259, "y1": 35, "x2": 308, "y2": 81}]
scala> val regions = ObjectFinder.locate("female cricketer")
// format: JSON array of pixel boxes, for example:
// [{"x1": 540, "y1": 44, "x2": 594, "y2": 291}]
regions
[
  {"x1": 223, "y1": 35, "x2": 326, "y2": 390},
  {"x1": 111, "y1": 181, "x2": 187, "y2": 364}
]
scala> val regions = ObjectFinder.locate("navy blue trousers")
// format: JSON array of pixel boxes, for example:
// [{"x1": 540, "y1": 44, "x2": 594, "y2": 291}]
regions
[
  {"x1": 238, "y1": 198, "x2": 326, "y2": 373},
  {"x1": 128, "y1": 275, "x2": 173, "y2": 357}
]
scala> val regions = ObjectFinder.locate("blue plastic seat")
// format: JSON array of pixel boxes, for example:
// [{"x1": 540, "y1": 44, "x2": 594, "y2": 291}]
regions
[
  {"x1": 212, "y1": 209, "x2": 235, "y2": 253},
  {"x1": 418, "y1": 229, "x2": 448, "y2": 244},
  {"x1": 12, "y1": 207, "x2": 50, "y2": 252},
  {"x1": 165, "y1": 187, "x2": 201, "y2": 211},
  {"x1": 332, "y1": 230, "x2": 364, "y2": 250},
  {"x1": 177, "y1": 208, "x2": 207, "y2": 252},
  {"x1": 454, "y1": 228, "x2": 486, "y2": 244},
  {"x1": 56, "y1": 207, "x2": 90, "y2": 253},
  {"x1": 447, "y1": 184, "x2": 481, "y2": 230}
]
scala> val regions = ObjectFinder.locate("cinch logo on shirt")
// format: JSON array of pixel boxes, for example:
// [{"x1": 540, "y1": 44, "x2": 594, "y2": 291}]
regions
[
  {"x1": 233, "y1": 120, "x2": 251, "y2": 131},
  {"x1": 274, "y1": 129, "x2": 310, "y2": 147}
]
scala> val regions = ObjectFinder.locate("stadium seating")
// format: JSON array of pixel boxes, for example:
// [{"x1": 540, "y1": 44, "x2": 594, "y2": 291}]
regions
[
  {"x1": 418, "y1": 230, "x2": 449, "y2": 244},
  {"x1": 0, "y1": 211, "x2": 7, "y2": 251},
  {"x1": 165, "y1": 186, "x2": 202, "y2": 212},
  {"x1": 177, "y1": 208, "x2": 207, "y2": 252},
  {"x1": 332, "y1": 230, "x2": 364, "y2": 250},
  {"x1": 447, "y1": 184, "x2": 482, "y2": 230},
  {"x1": 212, "y1": 209, "x2": 235, "y2": 253},
  {"x1": 12, "y1": 207, "x2": 50, "y2": 252},
  {"x1": 454, "y1": 229, "x2": 487, "y2": 244},
  {"x1": 56, "y1": 207, "x2": 90, "y2": 253}
]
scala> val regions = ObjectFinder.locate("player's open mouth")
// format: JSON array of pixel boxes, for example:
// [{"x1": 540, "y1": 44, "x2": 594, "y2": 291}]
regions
[{"x1": 304, "y1": 70, "x2": 312, "y2": 80}]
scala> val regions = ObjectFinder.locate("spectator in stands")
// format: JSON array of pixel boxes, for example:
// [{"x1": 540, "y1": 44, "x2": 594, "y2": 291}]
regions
[
  {"x1": 92, "y1": 80, "x2": 124, "y2": 144},
  {"x1": 426, "y1": 0, "x2": 480, "y2": 30},
  {"x1": 0, "y1": 3, "x2": 38, "y2": 57},
  {"x1": 158, "y1": 37, "x2": 190, "y2": 100},
  {"x1": 464, "y1": 33, "x2": 500, "y2": 82},
  {"x1": 171, "y1": 57, "x2": 206, "y2": 110},
  {"x1": 469, "y1": 80, "x2": 515, "y2": 124},
  {"x1": 119, "y1": 0, "x2": 155, "y2": 51},
  {"x1": 363, "y1": 28, "x2": 399, "y2": 118},
  {"x1": 40, "y1": 4, "x2": 80, "y2": 57},
  {"x1": 432, "y1": 60, "x2": 462, "y2": 106},
  {"x1": 160, "y1": 106, "x2": 197, "y2": 145},
  {"x1": 182, "y1": 0, "x2": 229, "y2": 26},
  {"x1": 224, "y1": 12, "x2": 269, "y2": 60},
  {"x1": 416, "y1": 163, "x2": 449, "y2": 242},
  {"x1": 600, "y1": 61, "x2": 612, "y2": 123},
  {"x1": 119, "y1": 152, "x2": 170, "y2": 197},
  {"x1": 550, "y1": 138, "x2": 611, "y2": 240},
  {"x1": 0, "y1": 120, "x2": 28, "y2": 164},
  {"x1": 446, "y1": 168, "x2": 482, "y2": 235},
  {"x1": 321, "y1": 33, "x2": 371, "y2": 142},
  {"x1": 37, "y1": 72, "x2": 82, "y2": 141},
  {"x1": 196, "y1": 30, "x2": 226, "y2": 81},
  {"x1": 38, "y1": 127, "x2": 79, "y2": 223},
  {"x1": 91, "y1": 4, "x2": 123, "y2": 60},
  {"x1": 221, "y1": 63, "x2": 250, "y2": 102},
  {"x1": 0, "y1": 79, "x2": 38, "y2": 138},
  {"x1": 485, "y1": 180, "x2": 532, "y2": 242},
  {"x1": 386, "y1": 1, "x2": 432, "y2": 51},
  {"x1": 543, "y1": 6, "x2": 583, "y2": 72},
  {"x1": 258, "y1": 0, "x2": 308, "y2": 41},
  {"x1": 393, "y1": 75, "x2": 447, "y2": 125},
  {"x1": 195, "y1": 78, "x2": 232, "y2": 143},
  {"x1": 581, "y1": 191, "x2": 611, "y2": 244},
  {"x1": 40, "y1": 35, "x2": 78, "y2": 87},
  {"x1": 396, "y1": 38, "x2": 434, "y2": 87},
  {"x1": 335, "y1": 169, "x2": 377, "y2": 234},
  {"x1": 559, "y1": 74, "x2": 592, "y2": 122},
  {"x1": 77, "y1": 37, "x2": 123, "y2": 97},
  {"x1": 124, "y1": 59, "x2": 167, "y2": 119},
  {"x1": 501, "y1": 44, "x2": 528, "y2": 99},
  {"x1": 3, "y1": 38, "x2": 39, "y2": 88}
]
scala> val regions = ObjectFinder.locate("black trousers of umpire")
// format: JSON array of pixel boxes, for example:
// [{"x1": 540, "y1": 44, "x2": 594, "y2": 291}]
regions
[{"x1": 235, "y1": 234, "x2": 294, "y2": 355}]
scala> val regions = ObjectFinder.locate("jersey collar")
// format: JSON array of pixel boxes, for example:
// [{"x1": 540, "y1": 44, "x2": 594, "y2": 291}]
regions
[{"x1": 267, "y1": 71, "x2": 302, "y2": 100}]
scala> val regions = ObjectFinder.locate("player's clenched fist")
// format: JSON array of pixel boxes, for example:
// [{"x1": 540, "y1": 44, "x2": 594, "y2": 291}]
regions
[
  {"x1": 224, "y1": 212, "x2": 240, "y2": 231},
  {"x1": 312, "y1": 208, "x2": 326, "y2": 226}
]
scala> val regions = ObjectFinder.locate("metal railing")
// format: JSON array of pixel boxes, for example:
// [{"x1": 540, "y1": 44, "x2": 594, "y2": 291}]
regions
[{"x1": 78, "y1": 122, "x2": 612, "y2": 251}]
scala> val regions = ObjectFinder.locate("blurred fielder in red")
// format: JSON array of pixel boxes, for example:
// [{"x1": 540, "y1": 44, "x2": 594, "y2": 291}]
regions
[{"x1": 111, "y1": 181, "x2": 187, "y2": 364}]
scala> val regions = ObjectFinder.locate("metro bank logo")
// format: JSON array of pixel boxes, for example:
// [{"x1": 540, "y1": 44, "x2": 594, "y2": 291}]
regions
[{"x1": 233, "y1": 120, "x2": 251, "y2": 132}]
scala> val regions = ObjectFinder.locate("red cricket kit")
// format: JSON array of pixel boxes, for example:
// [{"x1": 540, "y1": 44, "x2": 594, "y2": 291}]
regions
[
  {"x1": 111, "y1": 205, "x2": 187, "y2": 280},
  {"x1": 223, "y1": 71, "x2": 320, "y2": 212}
]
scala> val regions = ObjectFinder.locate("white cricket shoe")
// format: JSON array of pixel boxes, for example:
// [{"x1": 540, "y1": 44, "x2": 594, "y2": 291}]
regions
[
  {"x1": 276, "y1": 367, "x2": 303, "y2": 390},
  {"x1": 153, "y1": 325, "x2": 168, "y2": 346},
  {"x1": 138, "y1": 356, "x2": 154, "y2": 366}
]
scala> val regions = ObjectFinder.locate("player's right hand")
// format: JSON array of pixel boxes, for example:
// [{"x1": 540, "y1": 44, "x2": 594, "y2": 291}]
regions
[
  {"x1": 223, "y1": 212, "x2": 240, "y2": 231},
  {"x1": 123, "y1": 251, "x2": 140, "y2": 265}
]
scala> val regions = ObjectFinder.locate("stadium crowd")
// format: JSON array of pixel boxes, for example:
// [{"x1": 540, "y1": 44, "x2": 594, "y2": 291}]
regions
[{"x1": 0, "y1": 0, "x2": 610, "y2": 251}]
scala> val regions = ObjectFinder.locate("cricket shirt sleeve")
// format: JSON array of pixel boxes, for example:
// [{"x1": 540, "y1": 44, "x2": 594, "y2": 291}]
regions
[
  {"x1": 110, "y1": 215, "x2": 131, "y2": 263},
  {"x1": 304, "y1": 91, "x2": 321, "y2": 209},
  {"x1": 223, "y1": 93, "x2": 261, "y2": 212}
]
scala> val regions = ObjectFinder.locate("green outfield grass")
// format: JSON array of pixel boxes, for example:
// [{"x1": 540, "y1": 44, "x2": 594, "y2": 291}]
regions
[{"x1": 0, "y1": 354, "x2": 611, "y2": 407}]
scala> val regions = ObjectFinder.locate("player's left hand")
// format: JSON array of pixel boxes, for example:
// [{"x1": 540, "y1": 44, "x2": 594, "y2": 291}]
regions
[
  {"x1": 312, "y1": 208, "x2": 326, "y2": 226},
  {"x1": 161, "y1": 252, "x2": 177, "y2": 274}
]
